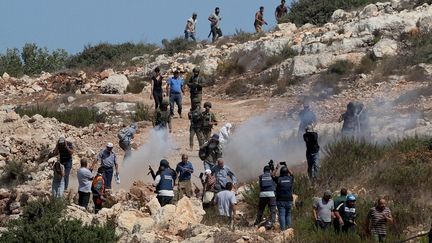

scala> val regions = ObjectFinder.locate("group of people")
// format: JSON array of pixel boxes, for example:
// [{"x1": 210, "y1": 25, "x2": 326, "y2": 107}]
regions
[
  {"x1": 314, "y1": 189, "x2": 394, "y2": 242},
  {"x1": 183, "y1": 0, "x2": 290, "y2": 42},
  {"x1": 50, "y1": 138, "x2": 120, "y2": 213}
]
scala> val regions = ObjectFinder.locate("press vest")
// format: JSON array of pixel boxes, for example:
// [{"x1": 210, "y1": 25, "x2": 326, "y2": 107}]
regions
[
  {"x1": 157, "y1": 169, "x2": 174, "y2": 191},
  {"x1": 276, "y1": 175, "x2": 293, "y2": 201},
  {"x1": 259, "y1": 172, "x2": 275, "y2": 192}
]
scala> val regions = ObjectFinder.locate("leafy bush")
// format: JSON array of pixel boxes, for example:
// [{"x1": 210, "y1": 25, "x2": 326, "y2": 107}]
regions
[
  {"x1": 242, "y1": 181, "x2": 260, "y2": 216},
  {"x1": 0, "y1": 43, "x2": 68, "y2": 77},
  {"x1": 0, "y1": 198, "x2": 119, "y2": 243},
  {"x1": 225, "y1": 80, "x2": 249, "y2": 97},
  {"x1": 68, "y1": 42, "x2": 157, "y2": 71},
  {"x1": 355, "y1": 53, "x2": 377, "y2": 74},
  {"x1": 328, "y1": 60, "x2": 354, "y2": 75},
  {"x1": 282, "y1": 0, "x2": 379, "y2": 26},
  {"x1": 161, "y1": 37, "x2": 197, "y2": 56},
  {"x1": 132, "y1": 102, "x2": 153, "y2": 122},
  {"x1": 263, "y1": 44, "x2": 298, "y2": 70},
  {"x1": 1, "y1": 159, "x2": 29, "y2": 186},
  {"x1": 16, "y1": 105, "x2": 106, "y2": 127},
  {"x1": 126, "y1": 77, "x2": 146, "y2": 94},
  {"x1": 231, "y1": 29, "x2": 265, "y2": 44},
  {"x1": 217, "y1": 59, "x2": 246, "y2": 77}
]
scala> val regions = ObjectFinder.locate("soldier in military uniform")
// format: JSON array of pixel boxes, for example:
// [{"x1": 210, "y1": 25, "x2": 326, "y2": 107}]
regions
[
  {"x1": 154, "y1": 100, "x2": 172, "y2": 133},
  {"x1": 339, "y1": 101, "x2": 369, "y2": 139},
  {"x1": 188, "y1": 105, "x2": 204, "y2": 150},
  {"x1": 202, "y1": 102, "x2": 218, "y2": 142},
  {"x1": 199, "y1": 134, "x2": 223, "y2": 170},
  {"x1": 187, "y1": 67, "x2": 207, "y2": 110}
]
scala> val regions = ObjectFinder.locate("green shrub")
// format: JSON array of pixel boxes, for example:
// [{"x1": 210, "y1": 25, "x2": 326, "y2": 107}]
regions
[
  {"x1": 1, "y1": 159, "x2": 29, "y2": 186},
  {"x1": 217, "y1": 59, "x2": 246, "y2": 77},
  {"x1": 263, "y1": 44, "x2": 298, "y2": 70},
  {"x1": 242, "y1": 181, "x2": 260, "y2": 217},
  {"x1": 126, "y1": 77, "x2": 146, "y2": 94},
  {"x1": 161, "y1": 37, "x2": 197, "y2": 56},
  {"x1": 0, "y1": 48, "x2": 23, "y2": 77},
  {"x1": 355, "y1": 54, "x2": 377, "y2": 74},
  {"x1": 328, "y1": 60, "x2": 354, "y2": 75},
  {"x1": 225, "y1": 80, "x2": 249, "y2": 96},
  {"x1": 16, "y1": 105, "x2": 106, "y2": 127},
  {"x1": 232, "y1": 29, "x2": 265, "y2": 43},
  {"x1": 132, "y1": 102, "x2": 153, "y2": 122},
  {"x1": 68, "y1": 42, "x2": 156, "y2": 71},
  {"x1": 0, "y1": 198, "x2": 119, "y2": 243},
  {"x1": 282, "y1": 0, "x2": 379, "y2": 26}
]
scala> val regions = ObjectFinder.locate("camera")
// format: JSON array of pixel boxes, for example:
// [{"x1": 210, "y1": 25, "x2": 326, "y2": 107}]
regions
[{"x1": 280, "y1": 162, "x2": 287, "y2": 166}]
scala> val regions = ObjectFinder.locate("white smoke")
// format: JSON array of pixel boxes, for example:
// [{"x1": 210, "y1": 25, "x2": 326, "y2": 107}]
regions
[{"x1": 120, "y1": 129, "x2": 176, "y2": 189}]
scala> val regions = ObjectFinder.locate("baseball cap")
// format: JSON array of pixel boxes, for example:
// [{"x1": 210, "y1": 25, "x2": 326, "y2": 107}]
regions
[
  {"x1": 107, "y1": 142, "x2": 114, "y2": 148},
  {"x1": 58, "y1": 136, "x2": 65, "y2": 143}
]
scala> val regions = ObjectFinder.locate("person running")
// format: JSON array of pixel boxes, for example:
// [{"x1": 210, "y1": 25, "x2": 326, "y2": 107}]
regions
[
  {"x1": 175, "y1": 154, "x2": 194, "y2": 200},
  {"x1": 275, "y1": 0, "x2": 288, "y2": 23},
  {"x1": 187, "y1": 67, "x2": 207, "y2": 110},
  {"x1": 211, "y1": 158, "x2": 237, "y2": 192},
  {"x1": 51, "y1": 161, "x2": 65, "y2": 198},
  {"x1": 166, "y1": 69, "x2": 185, "y2": 118},
  {"x1": 50, "y1": 136, "x2": 74, "y2": 191},
  {"x1": 254, "y1": 6, "x2": 268, "y2": 33},
  {"x1": 274, "y1": 164, "x2": 294, "y2": 230},
  {"x1": 153, "y1": 163, "x2": 175, "y2": 206},
  {"x1": 151, "y1": 67, "x2": 164, "y2": 109},
  {"x1": 188, "y1": 105, "x2": 204, "y2": 150},
  {"x1": 118, "y1": 123, "x2": 138, "y2": 161},
  {"x1": 214, "y1": 182, "x2": 237, "y2": 224},
  {"x1": 154, "y1": 100, "x2": 172, "y2": 133},
  {"x1": 303, "y1": 125, "x2": 320, "y2": 183},
  {"x1": 313, "y1": 190, "x2": 335, "y2": 230},
  {"x1": 208, "y1": 7, "x2": 222, "y2": 42},
  {"x1": 201, "y1": 102, "x2": 218, "y2": 141},
  {"x1": 91, "y1": 143, "x2": 119, "y2": 190},
  {"x1": 254, "y1": 165, "x2": 277, "y2": 229},
  {"x1": 335, "y1": 194, "x2": 357, "y2": 233},
  {"x1": 91, "y1": 167, "x2": 105, "y2": 214},
  {"x1": 199, "y1": 134, "x2": 223, "y2": 170},
  {"x1": 366, "y1": 198, "x2": 394, "y2": 242},
  {"x1": 185, "y1": 13, "x2": 198, "y2": 41},
  {"x1": 333, "y1": 188, "x2": 348, "y2": 233},
  {"x1": 77, "y1": 158, "x2": 93, "y2": 209}
]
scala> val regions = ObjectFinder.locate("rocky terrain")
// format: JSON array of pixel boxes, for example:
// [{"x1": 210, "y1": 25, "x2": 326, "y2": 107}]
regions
[{"x1": 1, "y1": 1, "x2": 432, "y2": 242}]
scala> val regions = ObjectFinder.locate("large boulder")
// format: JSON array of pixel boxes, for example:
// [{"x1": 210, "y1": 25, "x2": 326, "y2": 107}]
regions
[
  {"x1": 418, "y1": 16, "x2": 432, "y2": 33},
  {"x1": 64, "y1": 205, "x2": 93, "y2": 225},
  {"x1": 331, "y1": 9, "x2": 349, "y2": 22},
  {"x1": 373, "y1": 38, "x2": 398, "y2": 58},
  {"x1": 100, "y1": 74, "x2": 129, "y2": 94},
  {"x1": 360, "y1": 4, "x2": 379, "y2": 18},
  {"x1": 117, "y1": 210, "x2": 155, "y2": 234}
]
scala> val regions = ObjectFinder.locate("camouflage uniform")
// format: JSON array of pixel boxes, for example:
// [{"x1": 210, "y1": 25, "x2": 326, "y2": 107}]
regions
[
  {"x1": 199, "y1": 141, "x2": 223, "y2": 170},
  {"x1": 154, "y1": 100, "x2": 172, "y2": 131},
  {"x1": 188, "y1": 105, "x2": 205, "y2": 149},
  {"x1": 187, "y1": 68, "x2": 207, "y2": 110},
  {"x1": 202, "y1": 102, "x2": 217, "y2": 142}
]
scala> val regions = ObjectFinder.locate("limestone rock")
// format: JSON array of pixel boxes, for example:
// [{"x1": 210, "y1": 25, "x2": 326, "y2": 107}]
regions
[
  {"x1": 65, "y1": 205, "x2": 93, "y2": 225},
  {"x1": 373, "y1": 38, "x2": 398, "y2": 58},
  {"x1": 146, "y1": 196, "x2": 161, "y2": 216},
  {"x1": 100, "y1": 74, "x2": 129, "y2": 94},
  {"x1": 331, "y1": 9, "x2": 349, "y2": 22},
  {"x1": 418, "y1": 16, "x2": 432, "y2": 33},
  {"x1": 100, "y1": 69, "x2": 115, "y2": 79},
  {"x1": 2, "y1": 72, "x2": 10, "y2": 81},
  {"x1": 4, "y1": 111, "x2": 20, "y2": 122},
  {"x1": 117, "y1": 210, "x2": 155, "y2": 234},
  {"x1": 360, "y1": 4, "x2": 379, "y2": 18}
]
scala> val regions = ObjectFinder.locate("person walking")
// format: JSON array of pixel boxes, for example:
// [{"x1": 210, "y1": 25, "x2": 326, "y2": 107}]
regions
[
  {"x1": 199, "y1": 134, "x2": 223, "y2": 170},
  {"x1": 153, "y1": 163, "x2": 175, "y2": 206},
  {"x1": 50, "y1": 136, "x2": 74, "y2": 191},
  {"x1": 187, "y1": 67, "x2": 207, "y2": 110},
  {"x1": 275, "y1": 164, "x2": 294, "y2": 230},
  {"x1": 51, "y1": 161, "x2": 65, "y2": 198},
  {"x1": 118, "y1": 123, "x2": 138, "y2": 161},
  {"x1": 201, "y1": 102, "x2": 218, "y2": 141},
  {"x1": 91, "y1": 143, "x2": 119, "y2": 190},
  {"x1": 214, "y1": 182, "x2": 237, "y2": 224},
  {"x1": 175, "y1": 154, "x2": 194, "y2": 200},
  {"x1": 335, "y1": 194, "x2": 357, "y2": 233},
  {"x1": 154, "y1": 99, "x2": 172, "y2": 133},
  {"x1": 333, "y1": 188, "x2": 348, "y2": 233},
  {"x1": 208, "y1": 7, "x2": 222, "y2": 42},
  {"x1": 254, "y1": 165, "x2": 277, "y2": 229},
  {"x1": 91, "y1": 167, "x2": 105, "y2": 214},
  {"x1": 188, "y1": 105, "x2": 204, "y2": 150},
  {"x1": 313, "y1": 190, "x2": 335, "y2": 230},
  {"x1": 218, "y1": 123, "x2": 232, "y2": 144},
  {"x1": 185, "y1": 13, "x2": 198, "y2": 41},
  {"x1": 166, "y1": 69, "x2": 185, "y2": 118},
  {"x1": 211, "y1": 158, "x2": 237, "y2": 192},
  {"x1": 366, "y1": 198, "x2": 394, "y2": 242},
  {"x1": 150, "y1": 67, "x2": 164, "y2": 109},
  {"x1": 254, "y1": 6, "x2": 268, "y2": 33},
  {"x1": 275, "y1": 0, "x2": 288, "y2": 23},
  {"x1": 77, "y1": 158, "x2": 93, "y2": 209},
  {"x1": 304, "y1": 125, "x2": 320, "y2": 183}
]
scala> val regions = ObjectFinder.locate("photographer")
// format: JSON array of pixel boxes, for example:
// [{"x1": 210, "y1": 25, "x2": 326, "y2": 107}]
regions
[
  {"x1": 50, "y1": 136, "x2": 74, "y2": 191},
  {"x1": 273, "y1": 162, "x2": 294, "y2": 230},
  {"x1": 254, "y1": 162, "x2": 277, "y2": 229}
]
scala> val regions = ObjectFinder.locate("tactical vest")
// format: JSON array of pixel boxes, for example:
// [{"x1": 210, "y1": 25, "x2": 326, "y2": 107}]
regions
[
  {"x1": 202, "y1": 112, "x2": 213, "y2": 128},
  {"x1": 156, "y1": 169, "x2": 174, "y2": 191},
  {"x1": 189, "y1": 77, "x2": 203, "y2": 96},
  {"x1": 259, "y1": 172, "x2": 275, "y2": 192},
  {"x1": 190, "y1": 109, "x2": 202, "y2": 124},
  {"x1": 342, "y1": 203, "x2": 357, "y2": 223},
  {"x1": 276, "y1": 176, "x2": 293, "y2": 201}
]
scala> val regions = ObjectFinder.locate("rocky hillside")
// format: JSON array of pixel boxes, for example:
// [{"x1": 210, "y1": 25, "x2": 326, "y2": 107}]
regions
[{"x1": 1, "y1": 1, "x2": 432, "y2": 242}]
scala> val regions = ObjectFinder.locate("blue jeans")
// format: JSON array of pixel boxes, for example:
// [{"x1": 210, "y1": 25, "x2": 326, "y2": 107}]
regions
[
  {"x1": 306, "y1": 152, "x2": 319, "y2": 180},
  {"x1": 119, "y1": 140, "x2": 132, "y2": 161},
  {"x1": 103, "y1": 166, "x2": 114, "y2": 189},
  {"x1": 184, "y1": 31, "x2": 196, "y2": 41},
  {"x1": 277, "y1": 200, "x2": 293, "y2": 230},
  {"x1": 52, "y1": 178, "x2": 65, "y2": 198},
  {"x1": 169, "y1": 92, "x2": 182, "y2": 116},
  {"x1": 61, "y1": 159, "x2": 72, "y2": 190}
]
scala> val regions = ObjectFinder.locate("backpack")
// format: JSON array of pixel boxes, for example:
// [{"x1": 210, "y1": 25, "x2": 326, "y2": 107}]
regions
[
  {"x1": 117, "y1": 127, "x2": 128, "y2": 141},
  {"x1": 190, "y1": 109, "x2": 202, "y2": 123}
]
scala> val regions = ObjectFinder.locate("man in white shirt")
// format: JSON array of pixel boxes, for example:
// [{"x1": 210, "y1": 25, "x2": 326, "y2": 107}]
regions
[
  {"x1": 185, "y1": 13, "x2": 198, "y2": 41},
  {"x1": 214, "y1": 182, "x2": 236, "y2": 224}
]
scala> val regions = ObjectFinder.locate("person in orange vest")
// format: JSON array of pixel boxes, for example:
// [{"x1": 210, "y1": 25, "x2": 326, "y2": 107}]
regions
[{"x1": 91, "y1": 167, "x2": 105, "y2": 214}]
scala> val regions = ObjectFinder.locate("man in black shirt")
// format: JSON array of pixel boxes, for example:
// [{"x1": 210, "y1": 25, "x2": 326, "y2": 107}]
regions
[
  {"x1": 303, "y1": 125, "x2": 320, "y2": 182},
  {"x1": 275, "y1": 0, "x2": 288, "y2": 23},
  {"x1": 151, "y1": 67, "x2": 164, "y2": 109},
  {"x1": 50, "y1": 136, "x2": 74, "y2": 190}
]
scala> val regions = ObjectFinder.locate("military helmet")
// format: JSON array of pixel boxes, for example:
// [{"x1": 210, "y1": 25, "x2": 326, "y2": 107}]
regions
[
  {"x1": 193, "y1": 67, "x2": 200, "y2": 73},
  {"x1": 204, "y1": 101, "x2": 212, "y2": 108}
]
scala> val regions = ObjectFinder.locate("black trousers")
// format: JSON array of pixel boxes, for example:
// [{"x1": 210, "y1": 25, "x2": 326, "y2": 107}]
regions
[
  {"x1": 78, "y1": 191, "x2": 91, "y2": 208},
  {"x1": 255, "y1": 197, "x2": 277, "y2": 225},
  {"x1": 153, "y1": 91, "x2": 163, "y2": 109}
]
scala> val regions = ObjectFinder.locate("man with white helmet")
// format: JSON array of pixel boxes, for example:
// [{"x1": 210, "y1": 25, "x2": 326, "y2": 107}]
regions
[{"x1": 91, "y1": 142, "x2": 119, "y2": 190}]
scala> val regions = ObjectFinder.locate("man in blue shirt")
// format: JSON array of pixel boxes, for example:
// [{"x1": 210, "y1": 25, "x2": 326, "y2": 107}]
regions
[
  {"x1": 211, "y1": 158, "x2": 237, "y2": 192},
  {"x1": 91, "y1": 142, "x2": 119, "y2": 190},
  {"x1": 166, "y1": 69, "x2": 185, "y2": 118},
  {"x1": 175, "y1": 154, "x2": 194, "y2": 200}
]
